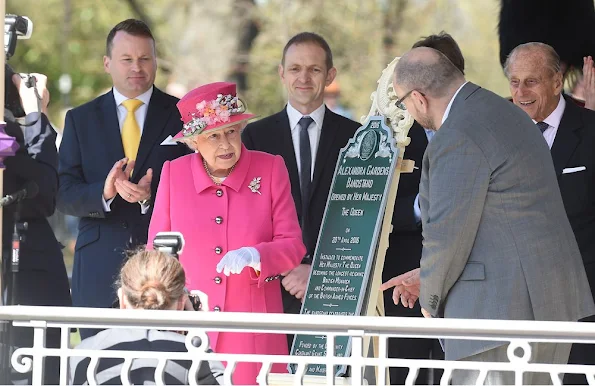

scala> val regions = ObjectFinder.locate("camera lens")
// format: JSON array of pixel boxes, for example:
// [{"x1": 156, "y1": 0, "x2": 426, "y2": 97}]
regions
[{"x1": 188, "y1": 294, "x2": 201, "y2": 311}]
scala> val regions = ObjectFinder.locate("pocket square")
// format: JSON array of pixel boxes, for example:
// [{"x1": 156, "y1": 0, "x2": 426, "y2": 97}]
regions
[
  {"x1": 562, "y1": 166, "x2": 586, "y2": 174},
  {"x1": 160, "y1": 135, "x2": 177, "y2": 146}
]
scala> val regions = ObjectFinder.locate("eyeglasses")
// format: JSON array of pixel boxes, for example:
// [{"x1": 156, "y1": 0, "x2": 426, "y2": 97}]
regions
[{"x1": 395, "y1": 89, "x2": 425, "y2": 110}]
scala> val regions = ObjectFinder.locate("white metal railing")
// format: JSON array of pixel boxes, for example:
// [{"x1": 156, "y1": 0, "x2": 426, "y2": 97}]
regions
[{"x1": 1, "y1": 305, "x2": 595, "y2": 385}]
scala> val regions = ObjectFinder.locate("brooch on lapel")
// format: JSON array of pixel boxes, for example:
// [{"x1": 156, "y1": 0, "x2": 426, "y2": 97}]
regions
[{"x1": 249, "y1": 177, "x2": 262, "y2": 195}]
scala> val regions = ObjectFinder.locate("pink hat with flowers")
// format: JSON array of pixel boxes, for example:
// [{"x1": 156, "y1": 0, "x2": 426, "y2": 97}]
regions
[{"x1": 174, "y1": 82, "x2": 255, "y2": 141}]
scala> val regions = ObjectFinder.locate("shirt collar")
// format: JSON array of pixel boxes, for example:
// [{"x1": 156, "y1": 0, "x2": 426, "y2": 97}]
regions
[
  {"x1": 423, "y1": 128, "x2": 434, "y2": 141},
  {"x1": 441, "y1": 81, "x2": 469, "y2": 124},
  {"x1": 533, "y1": 94, "x2": 565, "y2": 129},
  {"x1": 287, "y1": 102, "x2": 326, "y2": 131},
  {"x1": 113, "y1": 86, "x2": 154, "y2": 107}
]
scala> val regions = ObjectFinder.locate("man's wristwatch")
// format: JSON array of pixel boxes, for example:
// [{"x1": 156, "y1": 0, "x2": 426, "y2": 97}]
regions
[{"x1": 138, "y1": 196, "x2": 151, "y2": 206}]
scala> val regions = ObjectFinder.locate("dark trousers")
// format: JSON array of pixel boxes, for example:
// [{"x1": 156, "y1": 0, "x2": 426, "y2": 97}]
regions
[
  {"x1": 564, "y1": 262, "x2": 595, "y2": 385},
  {"x1": 384, "y1": 291, "x2": 444, "y2": 384},
  {"x1": 387, "y1": 336, "x2": 444, "y2": 384},
  {"x1": 282, "y1": 286, "x2": 301, "y2": 351}
]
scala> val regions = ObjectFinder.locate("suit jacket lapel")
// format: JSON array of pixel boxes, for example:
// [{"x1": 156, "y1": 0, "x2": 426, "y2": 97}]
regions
[
  {"x1": 133, "y1": 87, "x2": 175, "y2": 182},
  {"x1": 310, "y1": 108, "x2": 339, "y2": 198},
  {"x1": 97, "y1": 90, "x2": 125, "y2": 163},
  {"x1": 448, "y1": 82, "x2": 481, "y2": 114},
  {"x1": 551, "y1": 98, "x2": 581, "y2": 176},
  {"x1": 277, "y1": 109, "x2": 302, "y2": 209}
]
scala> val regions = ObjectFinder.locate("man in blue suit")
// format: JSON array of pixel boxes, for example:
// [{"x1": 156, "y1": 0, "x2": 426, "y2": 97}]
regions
[{"x1": 58, "y1": 19, "x2": 189, "y2": 337}]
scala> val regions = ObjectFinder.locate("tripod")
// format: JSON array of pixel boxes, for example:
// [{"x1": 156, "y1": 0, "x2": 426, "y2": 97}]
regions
[{"x1": 0, "y1": 201, "x2": 28, "y2": 384}]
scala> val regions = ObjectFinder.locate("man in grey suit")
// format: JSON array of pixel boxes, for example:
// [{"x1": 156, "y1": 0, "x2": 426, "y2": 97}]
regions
[{"x1": 381, "y1": 47, "x2": 595, "y2": 384}]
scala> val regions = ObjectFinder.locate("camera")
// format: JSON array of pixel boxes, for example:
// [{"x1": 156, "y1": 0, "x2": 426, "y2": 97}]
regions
[
  {"x1": 154, "y1": 232, "x2": 203, "y2": 311},
  {"x1": 187, "y1": 292, "x2": 202, "y2": 311},
  {"x1": 5, "y1": 14, "x2": 32, "y2": 60},
  {"x1": 153, "y1": 232, "x2": 185, "y2": 258},
  {"x1": 5, "y1": 14, "x2": 33, "y2": 118}
]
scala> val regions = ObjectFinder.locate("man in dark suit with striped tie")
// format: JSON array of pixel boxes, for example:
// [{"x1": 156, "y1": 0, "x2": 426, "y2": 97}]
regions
[{"x1": 242, "y1": 33, "x2": 360, "y2": 337}]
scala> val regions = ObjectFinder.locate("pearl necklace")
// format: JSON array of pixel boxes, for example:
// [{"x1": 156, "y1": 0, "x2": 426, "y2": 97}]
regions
[{"x1": 203, "y1": 159, "x2": 235, "y2": 186}]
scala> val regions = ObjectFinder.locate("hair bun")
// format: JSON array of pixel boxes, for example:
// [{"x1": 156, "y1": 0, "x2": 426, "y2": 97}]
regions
[{"x1": 140, "y1": 280, "x2": 167, "y2": 309}]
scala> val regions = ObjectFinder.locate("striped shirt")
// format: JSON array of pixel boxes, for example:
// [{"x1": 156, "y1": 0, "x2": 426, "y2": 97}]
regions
[{"x1": 69, "y1": 328, "x2": 224, "y2": 385}]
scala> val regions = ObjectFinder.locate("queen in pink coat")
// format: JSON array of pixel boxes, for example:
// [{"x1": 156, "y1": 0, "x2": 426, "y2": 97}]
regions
[{"x1": 148, "y1": 82, "x2": 305, "y2": 385}]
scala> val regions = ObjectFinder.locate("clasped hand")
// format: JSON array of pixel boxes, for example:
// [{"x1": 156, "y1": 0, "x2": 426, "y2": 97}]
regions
[
  {"x1": 281, "y1": 264, "x2": 311, "y2": 301},
  {"x1": 216, "y1": 247, "x2": 261, "y2": 276},
  {"x1": 103, "y1": 158, "x2": 152, "y2": 203}
]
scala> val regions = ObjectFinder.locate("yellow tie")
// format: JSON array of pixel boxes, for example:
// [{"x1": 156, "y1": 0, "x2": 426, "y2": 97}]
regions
[{"x1": 121, "y1": 99, "x2": 143, "y2": 162}]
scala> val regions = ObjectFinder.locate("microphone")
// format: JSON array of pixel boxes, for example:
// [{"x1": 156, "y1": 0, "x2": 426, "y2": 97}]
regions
[{"x1": 0, "y1": 181, "x2": 39, "y2": 207}]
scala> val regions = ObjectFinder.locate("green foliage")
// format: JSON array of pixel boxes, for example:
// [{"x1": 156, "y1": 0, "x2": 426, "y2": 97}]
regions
[
  {"x1": 9, "y1": 1, "x2": 138, "y2": 123},
  {"x1": 8, "y1": 0, "x2": 509, "y2": 127},
  {"x1": 245, "y1": 0, "x2": 386, "y2": 120}
]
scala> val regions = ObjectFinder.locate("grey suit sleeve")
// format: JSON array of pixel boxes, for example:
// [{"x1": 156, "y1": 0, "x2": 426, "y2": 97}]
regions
[{"x1": 419, "y1": 130, "x2": 490, "y2": 316}]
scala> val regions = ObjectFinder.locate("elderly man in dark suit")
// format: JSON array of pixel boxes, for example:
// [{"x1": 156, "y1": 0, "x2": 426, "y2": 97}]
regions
[
  {"x1": 242, "y1": 32, "x2": 360, "y2": 325},
  {"x1": 505, "y1": 41, "x2": 595, "y2": 384},
  {"x1": 382, "y1": 47, "x2": 594, "y2": 384},
  {"x1": 58, "y1": 19, "x2": 189, "y2": 337}
]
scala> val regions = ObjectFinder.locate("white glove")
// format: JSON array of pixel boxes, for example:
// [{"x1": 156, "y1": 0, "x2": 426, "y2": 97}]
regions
[{"x1": 216, "y1": 247, "x2": 261, "y2": 276}]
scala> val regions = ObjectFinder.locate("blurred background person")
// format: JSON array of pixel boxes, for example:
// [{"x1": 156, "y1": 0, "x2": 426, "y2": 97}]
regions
[
  {"x1": 1, "y1": 71, "x2": 71, "y2": 385},
  {"x1": 148, "y1": 81, "x2": 305, "y2": 385},
  {"x1": 69, "y1": 249, "x2": 224, "y2": 385},
  {"x1": 323, "y1": 80, "x2": 353, "y2": 119}
]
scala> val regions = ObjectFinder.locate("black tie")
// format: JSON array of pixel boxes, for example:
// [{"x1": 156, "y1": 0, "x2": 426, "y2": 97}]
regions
[
  {"x1": 299, "y1": 116, "x2": 314, "y2": 224},
  {"x1": 536, "y1": 121, "x2": 549, "y2": 133}
]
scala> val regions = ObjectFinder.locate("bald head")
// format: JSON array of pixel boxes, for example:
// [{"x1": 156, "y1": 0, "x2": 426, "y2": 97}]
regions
[{"x1": 394, "y1": 47, "x2": 465, "y2": 98}]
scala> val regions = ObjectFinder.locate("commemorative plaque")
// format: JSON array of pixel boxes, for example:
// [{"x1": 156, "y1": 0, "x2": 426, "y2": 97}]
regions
[{"x1": 290, "y1": 116, "x2": 399, "y2": 376}]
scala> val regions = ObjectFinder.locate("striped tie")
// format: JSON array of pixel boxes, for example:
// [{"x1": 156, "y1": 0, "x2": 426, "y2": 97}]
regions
[{"x1": 536, "y1": 121, "x2": 549, "y2": 133}]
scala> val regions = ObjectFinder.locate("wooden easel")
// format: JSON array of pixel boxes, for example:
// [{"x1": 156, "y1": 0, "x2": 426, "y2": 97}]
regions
[{"x1": 361, "y1": 155, "x2": 414, "y2": 385}]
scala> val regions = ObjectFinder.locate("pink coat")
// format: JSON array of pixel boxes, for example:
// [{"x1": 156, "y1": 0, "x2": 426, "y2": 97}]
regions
[{"x1": 148, "y1": 146, "x2": 305, "y2": 384}]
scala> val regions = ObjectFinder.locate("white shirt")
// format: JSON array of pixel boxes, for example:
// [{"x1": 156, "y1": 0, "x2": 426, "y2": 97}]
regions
[
  {"x1": 287, "y1": 102, "x2": 325, "y2": 179},
  {"x1": 533, "y1": 95, "x2": 565, "y2": 149},
  {"x1": 112, "y1": 86, "x2": 153, "y2": 134},
  {"x1": 102, "y1": 86, "x2": 154, "y2": 214},
  {"x1": 441, "y1": 81, "x2": 469, "y2": 124},
  {"x1": 424, "y1": 128, "x2": 434, "y2": 142}
]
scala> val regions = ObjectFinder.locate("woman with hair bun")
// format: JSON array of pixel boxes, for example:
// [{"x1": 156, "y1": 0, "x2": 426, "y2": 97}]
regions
[{"x1": 69, "y1": 249, "x2": 224, "y2": 385}]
